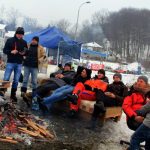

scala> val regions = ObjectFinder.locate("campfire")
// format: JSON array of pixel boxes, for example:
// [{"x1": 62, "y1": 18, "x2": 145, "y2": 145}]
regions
[{"x1": 0, "y1": 97, "x2": 54, "y2": 145}]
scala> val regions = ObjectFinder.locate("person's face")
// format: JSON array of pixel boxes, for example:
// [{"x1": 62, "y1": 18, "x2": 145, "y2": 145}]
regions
[
  {"x1": 64, "y1": 65, "x2": 71, "y2": 71},
  {"x1": 136, "y1": 79, "x2": 147, "y2": 88},
  {"x1": 31, "y1": 39, "x2": 38, "y2": 45},
  {"x1": 97, "y1": 73, "x2": 104, "y2": 79},
  {"x1": 16, "y1": 34, "x2": 24, "y2": 39},
  {"x1": 81, "y1": 69, "x2": 87, "y2": 78},
  {"x1": 113, "y1": 76, "x2": 121, "y2": 82}
]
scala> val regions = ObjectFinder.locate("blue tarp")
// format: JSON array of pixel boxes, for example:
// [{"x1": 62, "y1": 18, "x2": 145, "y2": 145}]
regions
[
  {"x1": 24, "y1": 27, "x2": 81, "y2": 59},
  {"x1": 82, "y1": 49, "x2": 107, "y2": 58}
]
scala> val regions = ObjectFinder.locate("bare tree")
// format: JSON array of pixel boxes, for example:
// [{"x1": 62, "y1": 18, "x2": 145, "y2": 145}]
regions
[
  {"x1": 22, "y1": 17, "x2": 42, "y2": 32},
  {"x1": 6, "y1": 8, "x2": 20, "y2": 30}
]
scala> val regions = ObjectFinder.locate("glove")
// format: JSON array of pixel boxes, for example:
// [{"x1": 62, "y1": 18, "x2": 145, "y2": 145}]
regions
[
  {"x1": 84, "y1": 84, "x2": 92, "y2": 91},
  {"x1": 135, "y1": 110, "x2": 146, "y2": 117}
]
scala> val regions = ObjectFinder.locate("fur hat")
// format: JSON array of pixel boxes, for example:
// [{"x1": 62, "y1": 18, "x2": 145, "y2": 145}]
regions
[
  {"x1": 113, "y1": 73, "x2": 122, "y2": 80},
  {"x1": 98, "y1": 69, "x2": 105, "y2": 76},
  {"x1": 138, "y1": 76, "x2": 148, "y2": 84},
  {"x1": 16, "y1": 27, "x2": 24, "y2": 35}
]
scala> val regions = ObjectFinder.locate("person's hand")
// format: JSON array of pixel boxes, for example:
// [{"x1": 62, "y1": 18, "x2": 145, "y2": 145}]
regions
[
  {"x1": 19, "y1": 51, "x2": 25, "y2": 55},
  {"x1": 109, "y1": 93, "x2": 116, "y2": 98},
  {"x1": 135, "y1": 116, "x2": 144, "y2": 123},
  {"x1": 58, "y1": 74, "x2": 64, "y2": 78},
  {"x1": 105, "y1": 92, "x2": 116, "y2": 98},
  {"x1": 11, "y1": 50, "x2": 18, "y2": 54}
]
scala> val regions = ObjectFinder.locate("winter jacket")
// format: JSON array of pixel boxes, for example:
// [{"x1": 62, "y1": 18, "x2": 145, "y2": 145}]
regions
[
  {"x1": 24, "y1": 43, "x2": 45, "y2": 68},
  {"x1": 49, "y1": 70, "x2": 76, "y2": 87},
  {"x1": 84, "y1": 79, "x2": 108, "y2": 92},
  {"x1": 94, "y1": 75, "x2": 109, "y2": 83},
  {"x1": 122, "y1": 83, "x2": 149, "y2": 118},
  {"x1": 3, "y1": 36, "x2": 27, "y2": 64},
  {"x1": 71, "y1": 67, "x2": 92, "y2": 86},
  {"x1": 107, "y1": 81, "x2": 128, "y2": 105}
]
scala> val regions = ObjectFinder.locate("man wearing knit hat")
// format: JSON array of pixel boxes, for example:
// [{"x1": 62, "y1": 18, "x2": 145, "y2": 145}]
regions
[
  {"x1": 1, "y1": 27, "x2": 27, "y2": 102},
  {"x1": 88, "y1": 72, "x2": 127, "y2": 130},
  {"x1": 123, "y1": 75, "x2": 149, "y2": 131},
  {"x1": 21, "y1": 36, "x2": 46, "y2": 106}
]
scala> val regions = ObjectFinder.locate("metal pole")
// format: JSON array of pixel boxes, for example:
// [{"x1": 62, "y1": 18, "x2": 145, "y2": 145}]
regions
[
  {"x1": 74, "y1": 1, "x2": 91, "y2": 41},
  {"x1": 57, "y1": 42, "x2": 61, "y2": 66}
]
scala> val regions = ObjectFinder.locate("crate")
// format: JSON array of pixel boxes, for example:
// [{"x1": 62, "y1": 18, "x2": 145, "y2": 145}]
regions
[
  {"x1": 79, "y1": 100, "x2": 122, "y2": 123},
  {"x1": 0, "y1": 80, "x2": 11, "y2": 88}
]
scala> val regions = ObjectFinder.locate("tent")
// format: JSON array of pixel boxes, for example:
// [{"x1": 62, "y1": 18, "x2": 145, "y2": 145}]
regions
[
  {"x1": 81, "y1": 49, "x2": 107, "y2": 58},
  {"x1": 24, "y1": 27, "x2": 81, "y2": 59}
]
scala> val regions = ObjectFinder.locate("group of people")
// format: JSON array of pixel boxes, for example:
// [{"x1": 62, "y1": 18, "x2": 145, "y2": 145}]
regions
[{"x1": 0, "y1": 26, "x2": 150, "y2": 150}]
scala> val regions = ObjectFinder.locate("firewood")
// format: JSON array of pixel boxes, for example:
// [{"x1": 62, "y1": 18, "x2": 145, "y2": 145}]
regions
[
  {"x1": 0, "y1": 138, "x2": 18, "y2": 144},
  {"x1": 18, "y1": 128, "x2": 39, "y2": 137},
  {"x1": 36, "y1": 124, "x2": 54, "y2": 139}
]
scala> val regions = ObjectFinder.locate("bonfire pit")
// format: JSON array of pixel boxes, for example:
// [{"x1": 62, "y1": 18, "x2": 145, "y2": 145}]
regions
[{"x1": 0, "y1": 99, "x2": 54, "y2": 145}]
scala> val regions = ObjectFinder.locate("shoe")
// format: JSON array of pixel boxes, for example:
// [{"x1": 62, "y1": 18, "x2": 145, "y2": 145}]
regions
[{"x1": 67, "y1": 94, "x2": 78, "y2": 105}]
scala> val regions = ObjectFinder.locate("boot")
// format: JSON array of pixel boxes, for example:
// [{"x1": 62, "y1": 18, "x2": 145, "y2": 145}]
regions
[
  {"x1": 86, "y1": 116, "x2": 97, "y2": 130},
  {"x1": 0, "y1": 88, "x2": 7, "y2": 97},
  {"x1": 86, "y1": 102, "x2": 105, "y2": 130},
  {"x1": 10, "y1": 88, "x2": 17, "y2": 102},
  {"x1": 67, "y1": 94, "x2": 78, "y2": 105},
  {"x1": 21, "y1": 87, "x2": 27, "y2": 97}
]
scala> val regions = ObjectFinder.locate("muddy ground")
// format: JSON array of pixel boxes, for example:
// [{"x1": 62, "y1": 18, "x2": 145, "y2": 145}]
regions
[{"x1": 0, "y1": 91, "x2": 132, "y2": 150}]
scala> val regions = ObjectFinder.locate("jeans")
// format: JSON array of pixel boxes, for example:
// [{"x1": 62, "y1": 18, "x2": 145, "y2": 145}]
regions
[
  {"x1": 43, "y1": 85, "x2": 74, "y2": 109},
  {"x1": 22, "y1": 66, "x2": 38, "y2": 90},
  {"x1": 4, "y1": 63, "x2": 22, "y2": 89},
  {"x1": 129, "y1": 124, "x2": 150, "y2": 150}
]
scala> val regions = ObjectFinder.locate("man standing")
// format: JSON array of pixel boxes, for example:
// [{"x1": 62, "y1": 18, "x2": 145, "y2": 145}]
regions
[
  {"x1": 3, "y1": 27, "x2": 27, "y2": 102},
  {"x1": 21, "y1": 36, "x2": 46, "y2": 99}
]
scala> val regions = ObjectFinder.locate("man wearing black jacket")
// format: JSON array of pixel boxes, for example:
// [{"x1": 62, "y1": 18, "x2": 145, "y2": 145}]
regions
[
  {"x1": 3, "y1": 27, "x2": 27, "y2": 102},
  {"x1": 88, "y1": 73, "x2": 128, "y2": 129},
  {"x1": 36, "y1": 63, "x2": 76, "y2": 98}
]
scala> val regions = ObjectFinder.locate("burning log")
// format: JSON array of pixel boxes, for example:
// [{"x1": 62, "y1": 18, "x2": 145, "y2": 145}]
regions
[{"x1": 0, "y1": 137, "x2": 18, "y2": 144}]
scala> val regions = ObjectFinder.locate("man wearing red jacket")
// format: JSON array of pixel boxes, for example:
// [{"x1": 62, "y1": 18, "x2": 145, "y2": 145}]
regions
[{"x1": 122, "y1": 76, "x2": 150, "y2": 131}]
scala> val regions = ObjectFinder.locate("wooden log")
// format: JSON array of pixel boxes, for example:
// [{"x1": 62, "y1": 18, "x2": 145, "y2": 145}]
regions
[
  {"x1": 0, "y1": 138, "x2": 18, "y2": 144},
  {"x1": 36, "y1": 124, "x2": 54, "y2": 139}
]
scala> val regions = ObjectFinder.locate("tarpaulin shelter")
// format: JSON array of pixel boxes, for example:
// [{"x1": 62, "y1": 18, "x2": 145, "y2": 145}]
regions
[
  {"x1": 24, "y1": 27, "x2": 81, "y2": 60},
  {"x1": 81, "y1": 49, "x2": 107, "y2": 58}
]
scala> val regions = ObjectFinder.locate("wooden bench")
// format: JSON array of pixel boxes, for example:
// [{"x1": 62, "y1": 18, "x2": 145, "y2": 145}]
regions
[{"x1": 79, "y1": 100, "x2": 122, "y2": 123}]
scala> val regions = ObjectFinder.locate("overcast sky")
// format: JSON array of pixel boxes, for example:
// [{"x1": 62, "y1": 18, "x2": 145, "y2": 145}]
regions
[{"x1": 0, "y1": 0, "x2": 150, "y2": 27}]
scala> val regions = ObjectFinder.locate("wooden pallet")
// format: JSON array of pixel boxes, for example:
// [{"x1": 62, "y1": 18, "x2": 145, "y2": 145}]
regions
[
  {"x1": 79, "y1": 100, "x2": 122, "y2": 123},
  {"x1": 0, "y1": 80, "x2": 11, "y2": 88}
]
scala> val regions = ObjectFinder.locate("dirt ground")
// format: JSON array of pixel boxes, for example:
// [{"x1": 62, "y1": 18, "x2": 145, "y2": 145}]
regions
[{"x1": 0, "y1": 90, "x2": 133, "y2": 150}]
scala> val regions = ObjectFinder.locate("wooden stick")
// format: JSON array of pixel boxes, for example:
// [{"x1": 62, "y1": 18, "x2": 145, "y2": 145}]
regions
[{"x1": 0, "y1": 138, "x2": 18, "y2": 144}]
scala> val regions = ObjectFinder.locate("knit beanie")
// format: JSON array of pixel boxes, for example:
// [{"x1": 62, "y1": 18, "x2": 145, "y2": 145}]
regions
[
  {"x1": 138, "y1": 76, "x2": 148, "y2": 84},
  {"x1": 32, "y1": 36, "x2": 39, "y2": 42},
  {"x1": 98, "y1": 69, "x2": 105, "y2": 76},
  {"x1": 15, "y1": 27, "x2": 24, "y2": 35},
  {"x1": 113, "y1": 73, "x2": 122, "y2": 80},
  {"x1": 64, "y1": 63, "x2": 71, "y2": 68}
]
